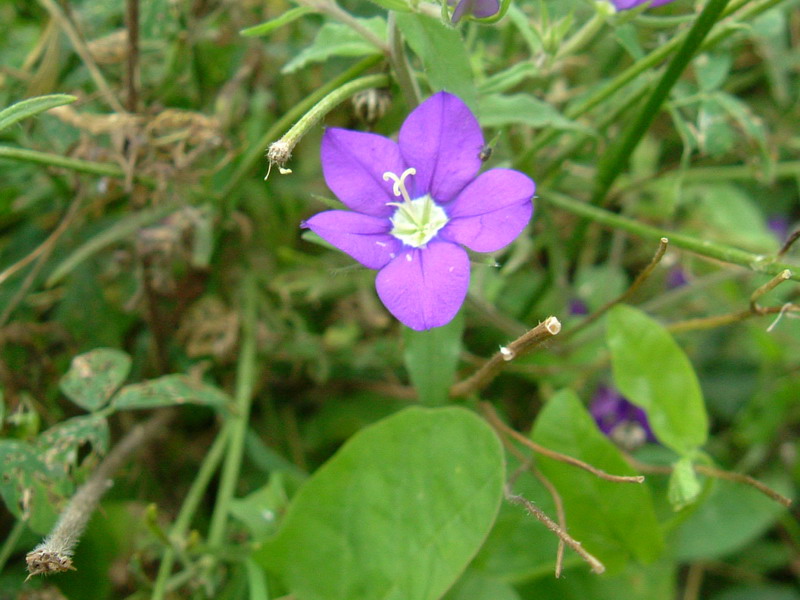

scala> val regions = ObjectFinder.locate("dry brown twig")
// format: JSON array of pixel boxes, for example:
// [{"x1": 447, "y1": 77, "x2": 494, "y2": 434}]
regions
[{"x1": 450, "y1": 316, "x2": 562, "y2": 397}]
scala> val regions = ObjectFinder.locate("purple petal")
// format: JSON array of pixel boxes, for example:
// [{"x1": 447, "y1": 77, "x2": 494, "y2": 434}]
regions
[
  {"x1": 612, "y1": 0, "x2": 676, "y2": 9},
  {"x1": 441, "y1": 169, "x2": 534, "y2": 253},
  {"x1": 398, "y1": 92, "x2": 484, "y2": 203},
  {"x1": 303, "y1": 210, "x2": 401, "y2": 270},
  {"x1": 450, "y1": 0, "x2": 500, "y2": 22},
  {"x1": 321, "y1": 129, "x2": 407, "y2": 218},
  {"x1": 375, "y1": 241, "x2": 470, "y2": 330}
]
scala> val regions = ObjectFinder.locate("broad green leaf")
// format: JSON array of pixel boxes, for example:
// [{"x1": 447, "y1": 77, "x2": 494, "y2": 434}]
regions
[
  {"x1": 256, "y1": 406, "x2": 504, "y2": 600},
  {"x1": 36, "y1": 414, "x2": 110, "y2": 476},
  {"x1": 479, "y1": 94, "x2": 587, "y2": 132},
  {"x1": 574, "y1": 264, "x2": 628, "y2": 313},
  {"x1": 667, "y1": 456, "x2": 702, "y2": 509},
  {"x1": 364, "y1": 0, "x2": 411, "y2": 11},
  {"x1": 531, "y1": 389, "x2": 663, "y2": 571},
  {"x1": 607, "y1": 305, "x2": 708, "y2": 455},
  {"x1": 240, "y1": 6, "x2": 314, "y2": 37},
  {"x1": 478, "y1": 63, "x2": 538, "y2": 95},
  {"x1": 281, "y1": 19, "x2": 386, "y2": 74},
  {"x1": 60, "y1": 348, "x2": 132, "y2": 411},
  {"x1": 112, "y1": 375, "x2": 231, "y2": 410},
  {"x1": 517, "y1": 559, "x2": 676, "y2": 600},
  {"x1": 694, "y1": 53, "x2": 732, "y2": 92},
  {"x1": 443, "y1": 570, "x2": 521, "y2": 600},
  {"x1": 0, "y1": 440, "x2": 69, "y2": 534},
  {"x1": 230, "y1": 474, "x2": 290, "y2": 541},
  {"x1": 403, "y1": 312, "x2": 463, "y2": 405},
  {"x1": 672, "y1": 476, "x2": 792, "y2": 560},
  {"x1": 0, "y1": 94, "x2": 76, "y2": 134},
  {"x1": 395, "y1": 13, "x2": 476, "y2": 111},
  {"x1": 685, "y1": 184, "x2": 778, "y2": 253}
]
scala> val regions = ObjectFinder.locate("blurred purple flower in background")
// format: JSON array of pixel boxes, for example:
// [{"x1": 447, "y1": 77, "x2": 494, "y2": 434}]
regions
[
  {"x1": 591, "y1": 386, "x2": 656, "y2": 450},
  {"x1": 448, "y1": 0, "x2": 500, "y2": 23},
  {"x1": 303, "y1": 92, "x2": 535, "y2": 331},
  {"x1": 666, "y1": 265, "x2": 689, "y2": 289},
  {"x1": 612, "y1": 0, "x2": 677, "y2": 10},
  {"x1": 768, "y1": 215, "x2": 790, "y2": 242},
  {"x1": 569, "y1": 298, "x2": 589, "y2": 316}
]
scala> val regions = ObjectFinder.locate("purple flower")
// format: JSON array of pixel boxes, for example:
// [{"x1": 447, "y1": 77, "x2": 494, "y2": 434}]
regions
[
  {"x1": 666, "y1": 265, "x2": 689, "y2": 289},
  {"x1": 612, "y1": 0, "x2": 677, "y2": 9},
  {"x1": 303, "y1": 92, "x2": 535, "y2": 331},
  {"x1": 590, "y1": 386, "x2": 656, "y2": 450},
  {"x1": 448, "y1": 0, "x2": 500, "y2": 23}
]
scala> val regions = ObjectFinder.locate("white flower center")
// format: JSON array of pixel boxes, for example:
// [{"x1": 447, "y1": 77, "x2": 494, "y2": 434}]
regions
[{"x1": 383, "y1": 168, "x2": 448, "y2": 248}]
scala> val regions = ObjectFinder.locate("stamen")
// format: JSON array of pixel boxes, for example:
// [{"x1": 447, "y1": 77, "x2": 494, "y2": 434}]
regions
[{"x1": 382, "y1": 167, "x2": 416, "y2": 204}]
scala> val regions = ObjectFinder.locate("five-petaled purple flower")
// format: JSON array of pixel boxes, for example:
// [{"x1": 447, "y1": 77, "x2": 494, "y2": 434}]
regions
[
  {"x1": 612, "y1": 0, "x2": 677, "y2": 9},
  {"x1": 448, "y1": 0, "x2": 500, "y2": 23},
  {"x1": 303, "y1": 92, "x2": 535, "y2": 331},
  {"x1": 591, "y1": 385, "x2": 656, "y2": 450}
]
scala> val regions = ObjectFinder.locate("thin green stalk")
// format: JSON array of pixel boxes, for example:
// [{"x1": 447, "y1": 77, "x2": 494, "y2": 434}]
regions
[
  {"x1": 207, "y1": 274, "x2": 258, "y2": 548},
  {"x1": 267, "y1": 73, "x2": 389, "y2": 167},
  {"x1": 0, "y1": 519, "x2": 25, "y2": 572},
  {"x1": 619, "y1": 160, "x2": 800, "y2": 192},
  {"x1": 388, "y1": 13, "x2": 421, "y2": 108},
  {"x1": 0, "y1": 145, "x2": 153, "y2": 185},
  {"x1": 151, "y1": 426, "x2": 231, "y2": 600},
  {"x1": 514, "y1": 0, "x2": 773, "y2": 169},
  {"x1": 538, "y1": 190, "x2": 800, "y2": 282},
  {"x1": 219, "y1": 55, "x2": 382, "y2": 203},
  {"x1": 592, "y1": 0, "x2": 733, "y2": 204}
]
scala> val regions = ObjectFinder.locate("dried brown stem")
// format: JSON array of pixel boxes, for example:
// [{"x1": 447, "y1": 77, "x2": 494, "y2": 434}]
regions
[
  {"x1": 777, "y1": 228, "x2": 800, "y2": 258},
  {"x1": 530, "y1": 465, "x2": 567, "y2": 577},
  {"x1": 481, "y1": 403, "x2": 645, "y2": 484},
  {"x1": 505, "y1": 487, "x2": 605, "y2": 574},
  {"x1": 668, "y1": 269, "x2": 798, "y2": 334},
  {"x1": 450, "y1": 317, "x2": 561, "y2": 397},
  {"x1": 562, "y1": 237, "x2": 669, "y2": 342},
  {"x1": 37, "y1": 0, "x2": 125, "y2": 113},
  {"x1": 125, "y1": 0, "x2": 140, "y2": 113},
  {"x1": 624, "y1": 455, "x2": 792, "y2": 508},
  {"x1": 0, "y1": 196, "x2": 84, "y2": 326}
]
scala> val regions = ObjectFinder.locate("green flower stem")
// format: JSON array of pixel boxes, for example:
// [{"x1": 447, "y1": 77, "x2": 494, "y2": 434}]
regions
[
  {"x1": 151, "y1": 426, "x2": 231, "y2": 600},
  {"x1": 388, "y1": 12, "x2": 421, "y2": 108},
  {"x1": 538, "y1": 190, "x2": 800, "y2": 282},
  {"x1": 219, "y1": 55, "x2": 383, "y2": 204},
  {"x1": 0, "y1": 145, "x2": 154, "y2": 185},
  {"x1": 592, "y1": 0, "x2": 733, "y2": 204},
  {"x1": 0, "y1": 519, "x2": 25, "y2": 572},
  {"x1": 554, "y1": 10, "x2": 608, "y2": 62},
  {"x1": 267, "y1": 73, "x2": 390, "y2": 165},
  {"x1": 618, "y1": 161, "x2": 800, "y2": 192},
  {"x1": 515, "y1": 0, "x2": 781, "y2": 169},
  {"x1": 207, "y1": 274, "x2": 258, "y2": 548}
]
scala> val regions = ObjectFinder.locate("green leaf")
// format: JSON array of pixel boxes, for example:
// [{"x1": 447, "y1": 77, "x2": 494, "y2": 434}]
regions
[
  {"x1": 531, "y1": 389, "x2": 663, "y2": 571},
  {"x1": 36, "y1": 414, "x2": 110, "y2": 477},
  {"x1": 395, "y1": 13, "x2": 476, "y2": 111},
  {"x1": 0, "y1": 94, "x2": 76, "y2": 134},
  {"x1": 607, "y1": 305, "x2": 708, "y2": 455},
  {"x1": 443, "y1": 570, "x2": 521, "y2": 600},
  {"x1": 240, "y1": 6, "x2": 314, "y2": 37},
  {"x1": 479, "y1": 94, "x2": 587, "y2": 132},
  {"x1": 112, "y1": 374, "x2": 231, "y2": 411},
  {"x1": 281, "y1": 19, "x2": 386, "y2": 74},
  {"x1": 672, "y1": 476, "x2": 792, "y2": 560},
  {"x1": 477, "y1": 63, "x2": 538, "y2": 95},
  {"x1": 256, "y1": 406, "x2": 504, "y2": 600},
  {"x1": 0, "y1": 440, "x2": 69, "y2": 534},
  {"x1": 364, "y1": 0, "x2": 411, "y2": 11},
  {"x1": 230, "y1": 474, "x2": 289, "y2": 541},
  {"x1": 667, "y1": 456, "x2": 702, "y2": 509},
  {"x1": 60, "y1": 348, "x2": 132, "y2": 411},
  {"x1": 403, "y1": 312, "x2": 463, "y2": 405}
]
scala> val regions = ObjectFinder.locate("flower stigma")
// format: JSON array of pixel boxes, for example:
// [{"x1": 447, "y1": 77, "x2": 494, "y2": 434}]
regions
[{"x1": 383, "y1": 167, "x2": 449, "y2": 248}]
